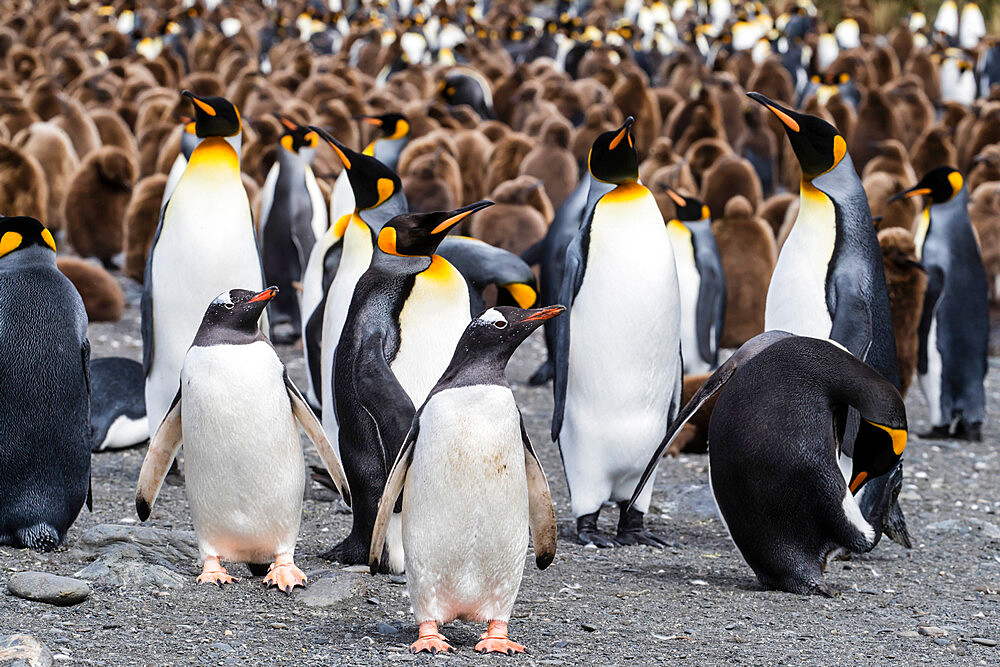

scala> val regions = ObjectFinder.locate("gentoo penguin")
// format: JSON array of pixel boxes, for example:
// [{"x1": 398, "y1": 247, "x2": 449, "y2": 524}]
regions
[
  {"x1": 142, "y1": 91, "x2": 265, "y2": 443},
  {"x1": 90, "y1": 357, "x2": 147, "y2": 452},
  {"x1": 309, "y1": 128, "x2": 408, "y2": 452},
  {"x1": 891, "y1": 168, "x2": 989, "y2": 440},
  {"x1": 630, "y1": 332, "x2": 907, "y2": 596},
  {"x1": 748, "y1": 92, "x2": 910, "y2": 547},
  {"x1": 259, "y1": 116, "x2": 327, "y2": 344},
  {"x1": 664, "y1": 189, "x2": 725, "y2": 375},
  {"x1": 327, "y1": 202, "x2": 492, "y2": 571},
  {"x1": 370, "y1": 305, "x2": 560, "y2": 654},
  {"x1": 552, "y1": 117, "x2": 682, "y2": 547},
  {"x1": 136, "y1": 287, "x2": 349, "y2": 590},
  {"x1": 161, "y1": 118, "x2": 199, "y2": 209},
  {"x1": 0, "y1": 216, "x2": 91, "y2": 551}
]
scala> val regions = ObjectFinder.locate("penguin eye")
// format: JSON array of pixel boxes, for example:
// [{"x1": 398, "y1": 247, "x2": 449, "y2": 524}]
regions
[{"x1": 494, "y1": 320, "x2": 507, "y2": 329}]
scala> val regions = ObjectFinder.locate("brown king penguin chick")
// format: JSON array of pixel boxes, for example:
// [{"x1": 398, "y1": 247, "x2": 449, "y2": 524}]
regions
[
  {"x1": 123, "y1": 173, "x2": 167, "y2": 283},
  {"x1": 757, "y1": 193, "x2": 796, "y2": 239},
  {"x1": 89, "y1": 108, "x2": 139, "y2": 160},
  {"x1": 56, "y1": 257, "x2": 125, "y2": 323},
  {"x1": 877, "y1": 227, "x2": 927, "y2": 397},
  {"x1": 63, "y1": 146, "x2": 136, "y2": 269},
  {"x1": 453, "y1": 129, "x2": 493, "y2": 202},
  {"x1": 639, "y1": 136, "x2": 681, "y2": 186},
  {"x1": 402, "y1": 149, "x2": 460, "y2": 214},
  {"x1": 969, "y1": 182, "x2": 1000, "y2": 303},
  {"x1": 701, "y1": 155, "x2": 762, "y2": 219},
  {"x1": 519, "y1": 116, "x2": 578, "y2": 210},
  {"x1": 12, "y1": 122, "x2": 78, "y2": 231},
  {"x1": 910, "y1": 125, "x2": 958, "y2": 179},
  {"x1": 961, "y1": 103, "x2": 1000, "y2": 173},
  {"x1": 0, "y1": 141, "x2": 47, "y2": 221},
  {"x1": 483, "y1": 133, "x2": 534, "y2": 195},
  {"x1": 969, "y1": 145, "x2": 1000, "y2": 193},
  {"x1": 848, "y1": 88, "x2": 902, "y2": 174},
  {"x1": 864, "y1": 171, "x2": 918, "y2": 233},
  {"x1": 712, "y1": 195, "x2": 776, "y2": 348},
  {"x1": 861, "y1": 139, "x2": 917, "y2": 185},
  {"x1": 685, "y1": 138, "x2": 732, "y2": 192},
  {"x1": 570, "y1": 105, "x2": 620, "y2": 169},
  {"x1": 55, "y1": 95, "x2": 102, "y2": 160},
  {"x1": 664, "y1": 373, "x2": 718, "y2": 456},
  {"x1": 735, "y1": 103, "x2": 779, "y2": 197},
  {"x1": 611, "y1": 68, "x2": 660, "y2": 158},
  {"x1": 468, "y1": 176, "x2": 551, "y2": 256}
]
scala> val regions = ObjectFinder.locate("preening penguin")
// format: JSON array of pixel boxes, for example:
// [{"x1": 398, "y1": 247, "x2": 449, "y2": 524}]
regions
[
  {"x1": 327, "y1": 202, "x2": 491, "y2": 572},
  {"x1": 664, "y1": 189, "x2": 725, "y2": 375},
  {"x1": 370, "y1": 306, "x2": 560, "y2": 655},
  {"x1": 630, "y1": 332, "x2": 907, "y2": 596},
  {"x1": 136, "y1": 287, "x2": 349, "y2": 590},
  {"x1": 891, "y1": 168, "x2": 989, "y2": 440},
  {"x1": 0, "y1": 216, "x2": 91, "y2": 552},
  {"x1": 552, "y1": 117, "x2": 682, "y2": 547}
]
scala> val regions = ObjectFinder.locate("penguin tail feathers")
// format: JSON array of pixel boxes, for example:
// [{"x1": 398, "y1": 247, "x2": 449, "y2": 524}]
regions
[{"x1": 16, "y1": 523, "x2": 60, "y2": 552}]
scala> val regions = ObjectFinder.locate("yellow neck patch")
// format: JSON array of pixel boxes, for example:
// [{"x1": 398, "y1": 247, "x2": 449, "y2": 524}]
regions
[
  {"x1": 389, "y1": 120, "x2": 410, "y2": 140},
  {"x1": 374, "y1": 178, "x2": 396, "y2": 207},
  {"x1": 0, "y1": 231, "x2": 23, "y2": 258},
  {"x1": 421, "y1": 254, "x2": 459, "y2": 282},
  {"x1": 187, "y1": 137, "x2": 239, "y2": 172},
  {"x1": 41, "y1": 228, "x2": 56, "y2": 252},
  {"x1": 363, "y1": 142, "x2": 375, "y2": 157},
  {"x1": 866, "y1": 419, "x2": 907, "y2": 455},
  {"x1": 333, "y1": 213, "x2": 353, "y2": 238},
  {"x1": 667, "y1": 220, "x2": 691, "y2": 237}
]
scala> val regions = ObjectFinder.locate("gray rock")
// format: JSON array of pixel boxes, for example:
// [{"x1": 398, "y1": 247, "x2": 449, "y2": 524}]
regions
[
  {"x1": 292, "y1": 573, "x2": 366, "y2": 608},
  {"x1": 376, "y1": 622, "x2": 399, "y2": 635},
  {"x1": 72, "y1": 524, "x2": 199, "y2": 571},
  {"x1": 970, "y1": 638, "x2": 997, "y2": 647},
  {"x1": 918, "y1": 626, "x2": 946, "y2": 638},
  {"x1": 209, "y1": 642, "x2": 235, "y2": 653},
  {"x1": 0, "y1": 635, "x2": 54, "y2": 667},
  {"x1": 897, "y1": 631, "x2": 919, "y2": 638},
  {"x1": 657, "y1": 484, "x2": 717, "y2": 519},
  {"x1": 75, "y1": 552, "x2": 187, "y2": 589},
  {"x1": 968, "y1": 518, "x2": 1000, "y2": 540},
  {"x1": 7, "y1": 572, "x2": 90, "y2": 607}
]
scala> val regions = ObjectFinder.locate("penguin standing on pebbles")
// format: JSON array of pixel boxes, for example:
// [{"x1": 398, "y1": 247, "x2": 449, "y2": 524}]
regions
[
  {"x1": 891, "y1": 168, "x2": 988, "y2": 440},
  {"x1": 0, "y1": 216, "x2": 91, "y2": 552},
  {"x1": 136, "y1": 287, "x2": 349, "y2": 590},
  {"x1": 552, "y1": 117, "x2": 682, "y2": 548},
  {"x1": 370, "y1": 306, "x2": 560, "y2": 655}
]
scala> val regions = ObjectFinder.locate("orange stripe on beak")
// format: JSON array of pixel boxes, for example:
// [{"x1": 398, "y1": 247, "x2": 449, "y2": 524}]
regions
[
  {"x1": 904, "y1": 187, "x2": 931, "y2": 199},
  {"x1": 279, "y1": 116, "x2": 298, "y2": 130},
  {"x1": 666, "y1": 189, "x2": 686, "y2": 207},
  {"x1": 327, "y1": 141, "x2": 352, "y2": 170},
  {"x1": 766, "y1": 104, "x2": 799, "y2": 132},
  {"x1": 191, "y1": 97, "x2": 217, "y2": 117},
  {"x1": 522, "y1": 305, "x2": 566, "y2": 322},
  {"x1": 248, "y1": 287, "x2": 278, "y2": 303},
  {"x1": 608, "y1": 126, "x2": 629, "y2": 150},
  {"x1": 363, "y1": 117, "x2": 383, "y2": 126},
  {"x1": 849, "y1": 471, "x2": 867, "y2": 493}
]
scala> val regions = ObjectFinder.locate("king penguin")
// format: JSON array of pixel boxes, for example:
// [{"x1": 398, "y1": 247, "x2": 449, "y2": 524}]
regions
[
  {"x1": 259, "y1": 116, "x2": 327, "y2": 344},
  {"x1": 630, "y1": 331, "x2": 907, "y2": 596},
  {"x1": 142, "y1": 91, "x2": 266, "y2": 441},
  {"x1": 325, "y1": 201, "x2": 492, "y2": 571},
  {"x1": 664, "y1": 188, "x2": 726, "y2": 375},
  {"x1": 136, "y1": 287, "x2": 349, "y2": 590},
  {"x1": 891, "y1": 167, "x2": 989, "y2": 440},
  {"x1": 748, "y1": 92, "x2": 910, "y2": 548},
  {"x1": 0, "y1": 216, "x2": 91, "y2": 551},
  {"x1": 370, "y1": 305, "x2": 560, "y2": 655},
  {"x1": 552, "y1": 117, "x2": 683, "y2": 547},
  {"x1": 161, "y1": 117, "x2": 200, "y2": 210}
]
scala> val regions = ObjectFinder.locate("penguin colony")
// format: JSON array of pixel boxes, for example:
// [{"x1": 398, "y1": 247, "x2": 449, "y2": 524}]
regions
[{"x1": 0, "y1": 0, "x2": 997, "y2": 655}]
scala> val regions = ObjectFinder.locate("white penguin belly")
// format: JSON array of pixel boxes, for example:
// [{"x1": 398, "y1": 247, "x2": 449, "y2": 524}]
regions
[
  {"x1": 161, "y1": 154, "x2": 187, "y2": 209},
  {"x1": 764, "y1": 185, "x2": 835, "y2": 338},
  {"x1": 390, "y1": 257, "x2": 471, "y2": 405},
  {"x1": 305, "y1": 167, "x2": 328, "y2": 240},
  {"x1": 146, "y1": 169, "x2": 263, "y2": 432},
  {"x1": 918, "y1": 316, "x2": 944, "y2": 426},
  {"x1": 403, "y1": 386, "x2": 529, "y2": 624},
  {"x1": 561, "y1": 187, "x2": 681, "y2": 516},
  {"x1": 180, "y1": 343, "x2": 304, "y2": 564},
  {"x1": 300, "y1": 219, "x2": 345, "y2": 407},
  {"x1": 99, "y1": 414, "x2": 149, "y2": 451},
  {"x1": 668, "y1": 227, "x2": 708, "y2": 375}
]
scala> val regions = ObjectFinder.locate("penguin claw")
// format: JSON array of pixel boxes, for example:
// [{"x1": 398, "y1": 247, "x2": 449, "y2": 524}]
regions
[
  {"x1": 197, "y1": 557, "x2": 238, "y2": 586},
  {"x1": 475, "y1": 621, "x2": 525, "y2": 655},
  {"x1": 264, "y1": 555, "x2": 307, "y2": 593},
  {"x1": 410, "y1": 622, "x2": 453, "y2": 654}
]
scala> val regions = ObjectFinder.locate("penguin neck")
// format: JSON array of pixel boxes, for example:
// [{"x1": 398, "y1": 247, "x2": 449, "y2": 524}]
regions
[
  {"x1": 187, "y1": 136, "x2": 241, "y2": 173},
  {"x1": 371, "y1": 246, "x2": 432, "y2": 275},
  {"x1": 0, "y1": 247, "x2": 56, "y2": 272},
  {"x1": 359, "y1": 192, "x2": 408, "y2": 233},
  {"x1": 181, "y1": 132, "x2": 199, "y2": 160},
  {"x1": 372, "y1": 138, "x2": 407, "y2": 171},
  {"x1": 434, "y1": 347, "x2": 510, "y2": 395},
  {"x1": 276, "y1": 147, "x2": 306, "y2": 179}
]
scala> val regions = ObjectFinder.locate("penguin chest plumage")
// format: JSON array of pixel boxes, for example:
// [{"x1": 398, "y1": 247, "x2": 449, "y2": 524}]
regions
[
  {"x1": 180, "y1": 342, "x2": 304, "y2": 564},
  {"x1": 403, "y1": 385, "x2": 528, "y2": 624},
  {"x1": 390, "y1": 256, "x2": 471, "y2": 405},
  {"x1": 667, "y1": 221, "x2": 706, "y2": 374},
  {"x1": 764, "y1": 183, "x2": 836, "y2": 338}
]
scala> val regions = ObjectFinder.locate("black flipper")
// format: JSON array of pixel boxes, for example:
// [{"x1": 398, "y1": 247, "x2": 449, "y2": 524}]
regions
[
  {"x1": 355, "y1": 333, "x2": 416, "y2": 474},
  {"x1": 695, "y1": 262, "x2": 724, "y2": 366},
  {"x1": 369, "y1": 415, "x2": 419, "y2": 575},
  {"x1": 551, "y1": 233, "x2": 585, "y2": 441},
  {"x1": 829, "y1": 277, "x2": 874, "y2": 362},
  {"x1": 141, "y1": 202, "x2": 168, "y2": 377}
]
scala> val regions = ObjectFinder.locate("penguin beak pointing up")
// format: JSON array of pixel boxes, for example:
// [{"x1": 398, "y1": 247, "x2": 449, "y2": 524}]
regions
[
  {"x1": 309, "y1": 126, "x2": 353, "y2": 170},
  {"x1": 747, "y1": 92, "x2": 800, "y2": 132},
  {"x1": 609, "y1": 116, "x2": 635, "y2": 150},
  {"x1": 666, "y1": 188, "x2": 687, "y2": 207},
  {"x1": 431, "y1": 200, "x2": 494, "y2": 234},
  {"x1": 248, "y1": 286, "x2": 278, "y2": 304}
]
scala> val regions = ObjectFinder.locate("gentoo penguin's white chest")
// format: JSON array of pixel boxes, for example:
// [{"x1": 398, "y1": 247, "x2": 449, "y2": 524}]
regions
[
  {"x1": 667, "y1": 220, "x2": 704, "y2": 372},
  {"x1": 403, "y1": 385, "x2": 528, "y2": 623},
  {"x1": 390, "y1": 256, "x2": 471, "y2": 405},
  {"x1": 180, "y1": 342, "x2": 304, "y2": 563},
  {"x1": 764, "y1": 182, "x2": 836, "y2": 338}
]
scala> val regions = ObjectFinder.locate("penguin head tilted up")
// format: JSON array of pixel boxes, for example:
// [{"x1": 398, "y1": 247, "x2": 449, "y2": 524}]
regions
[
  {"x1": 182, "y1": 90, "x2": 241, "y2": 139},
  {"x1": 194, "y1": 286, "x2": 278, "y2": 345},
  {"x1": 376, "y1": 201, "x2": 495, "y2": 259},
  {"x1": 588, "y1": 116, "x2": 638, "y2": 184},
  {"x1": 889, "y1": 166, "x2": 965, "y2": 206},
  {"x1": 747, "y1": 92, "x2": 847, "y2": 181},
  {"x1": 275, "y1": 114, "x2": 320, "y2": 164},
  {"x1": 0, "y1": 215, "x2": 58, "y2": 266},
  {"x1": 356, "y1": 113, "x2": 411, "y2": 171},
  {"x1": 665, "y1": 188, "x2": 711, "y2": 223}
]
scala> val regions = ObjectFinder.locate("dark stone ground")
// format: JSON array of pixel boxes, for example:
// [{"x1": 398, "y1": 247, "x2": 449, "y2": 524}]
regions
[{"x1": 2, "y1": 282, "x2": 999, "y2": 665}]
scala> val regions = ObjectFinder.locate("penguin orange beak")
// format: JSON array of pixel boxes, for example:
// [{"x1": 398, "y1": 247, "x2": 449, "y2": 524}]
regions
[
  {"x1": 888, "y1": 187, "x2": 931, "y2": 202},
  {"x1": 665, "y1": 188, "x2": 687, "y2": 207},
  {"x1": 431, "y1": 200, "x2": 495, "y2": 234},
  {"x1": 275, "y1": 113, "x2": 300, "y2": 131},
  {"x1": 248, "y1": 286, "x2": 279, "y2": 303},
  {"x1": 608, "y1": 116, "x2": 635, "y2": 150},
  {"x1": 182, "y1": 90, "x2": 216, "y2": 117},
  {"x1": 310, "y1": 126, "x2": 353, "y2": 170},
  {"x1": 355, "y1": 115, "x2": 383, "y2": 126},
  {"x1": 522, "y1": 305, "x2": 566, "y2": 322},
  {"x1": 746, "y1": 92, "x2": 800, "y2": 132}
]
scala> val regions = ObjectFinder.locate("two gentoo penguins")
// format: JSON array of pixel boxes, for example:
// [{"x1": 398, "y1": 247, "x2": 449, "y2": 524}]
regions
[
  {"x1": 136, "y1": 287, "x2": 349, "y2": 590},
  {"x1": 371, "y1": 306, "x2": 560, "y2": 655},
  {"x1": 553, "y1": 117, "x2": 682, "y2": 547},
  {"x1": 748, "y1": 93, "x2": 911, "y2": 548},
  {"x1": 0, "y1": 216, "x2": 91, "y2": 551},
  {"x1": 892, "y1": 167, "x2": 989, "y2": 440},
  {"x1": 631, "y1": 332, "x2": 907, "y2": 596}
]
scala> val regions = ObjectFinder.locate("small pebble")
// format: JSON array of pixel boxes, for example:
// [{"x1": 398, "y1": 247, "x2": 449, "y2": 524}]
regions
[
  {"x1": 376, "y1": 622, "x2": 398, "y2": 635},
  {"x1": 897, "y1": 631, "x2": 919, "y2": 638},
  {"x1": 918, "y1": 626, "x2": 946, "y2": 638},
  {"x1": 7, "y1": 572, "x2": 90, "y2": 606},
  {"x1": 934, "y1": 638, "x2": 951, "y2": 647},
  {"x1": 271, "y1": 623, "x2": 287, "y2": 630},
  {"x1": 970, "y1": 638, "x2": 997, "y2": 647},
  {"x1": 389, "y1": 576, "x2": 406, "y2": 585},
  {"x1": 581, "y1": 623, "x2": 596, "y2": 632},
  {"x1": 554, "y1": 640, "x2": 569, "y2": 648}
]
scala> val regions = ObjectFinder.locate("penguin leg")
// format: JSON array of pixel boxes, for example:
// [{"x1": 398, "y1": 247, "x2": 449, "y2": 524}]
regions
[
  {"x1": 528, "y1": 358, "x2": 554, "y2": 386},
  {"x1": 263, "y1": 553, "x2": 307, "y2": 593},
  {"x1": 410, "y1": 621, "x2": 454, "y2": 654},
  {"x1": 165, "y1": 458, "x2": 183, "y2": 486},
  {"x1": 197, "y1": 556, "x2": 238, "y2": 586},
  {"x1": 918, "y1": 424, "x2": 952, "y2": 439},
  {"x1": 613, "y1": 503, "x2": 668, "y2": 548},
  {"x1": 952, "y1": 418, "x2": 983, "y2": 442},
  {"x1": 576, "y1": 511, "x2": 617, "y2": 548},
  {"x1": 475, "y1": 621, "x2": 525, "y2": 655}
]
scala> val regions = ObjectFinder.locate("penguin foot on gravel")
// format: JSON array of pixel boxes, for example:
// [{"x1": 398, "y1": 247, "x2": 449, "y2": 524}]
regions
[
  {"x1": 918, "y1": 425, "x2": 953, "y2": 439},
  {"x1": 953, "y1": 420, "x2": 983, "y2": 441},
  {"x1": 410, "y1": 622, "x2": 454, "y2": 654},
  {"x1": 197, "y1": 557, "x2": 239, "y2": 586},
  {"x1": 614, "y1": 503, "x2": 668, "y2": 548},
  {"x1": 475, "y1": 621, "x2": 526, "y2": 655},
  {"x1": 576, "y1": 513, "x2": 617, "y2": 548},
  {"x1": 263, "y1": 553, "x2": 307, "y2": 593}
]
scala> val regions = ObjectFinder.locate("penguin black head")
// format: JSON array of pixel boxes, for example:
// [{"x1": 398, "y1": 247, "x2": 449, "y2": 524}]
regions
[
  {"x1": 377, "y1": 201, "x2": 494, "y2": 257},
  {"x1": 665, "y1": 189, "x2": 710, "y2": 221},
  {"x1": 851, "y1": 415, "x2": 908, "y2": 494},
  {"x1": 889, "y1": 166, "x2": 964, "y2": 205},
  {"x1": 182, "y1": 91, "x2": 241, "y2": 138},
  {"x1": 195, "y1": 287, "x2": 277, "y2": 343},
  {"x1": 747, "y1": 92, "x2": 846, "y2": 180},
  {"x1": 310, "y1": 126, "x2": 403, "y2": 211},
  {"x1": 456, "y1": 305, "x2": 566, "y2": 368},
  {"x1": 0, "y1": 216, "x2": 57, "y2": 260},
  {"x1": 356, "y1": 113, "x2": 411, "y2": 141},
  {"x1": 275, "y1": 114, "x2": 320, "y2": 153},
  {"x1": 588, "y1": 117, "x2": 639, "y2": 184}
]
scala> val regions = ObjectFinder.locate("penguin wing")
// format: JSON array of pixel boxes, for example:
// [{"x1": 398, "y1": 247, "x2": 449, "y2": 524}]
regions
[
  {"x1": 551, "y1": 235, "x2": 585, "y2": 441},
  {"x1": 135, "y1": 390, "x2": 182, "y2": 521},
  {"x1": 356, "y1": 333, "x2": 417, "y2": 469},
  {"x1": 829, "y1": 278, "x2": 874, "y2": 362},
  {"x1": 628, "y1": 330, "x2": 796, "y2": 508},
  {"x1": 917, "y1": 265, "x2": 945, "y2": 374},
  {"x1": 284, "y1": 373, "x2": 350, "y2": 507},
  {"x1": 520, "y1": 413, "x2": 556, "y2": 570},
  {"x1": 140, "y1": 204, "x2": 169, "y2": 377},
  {"x1": 695, "y1": 262, "x2": 725, "y2": 365},
  {"x1": 369, "y1": 416, "x2": 419, "y2": 575},
  {"x1": 82, "y1": 339, "x2": 93, "y2": 511}
]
